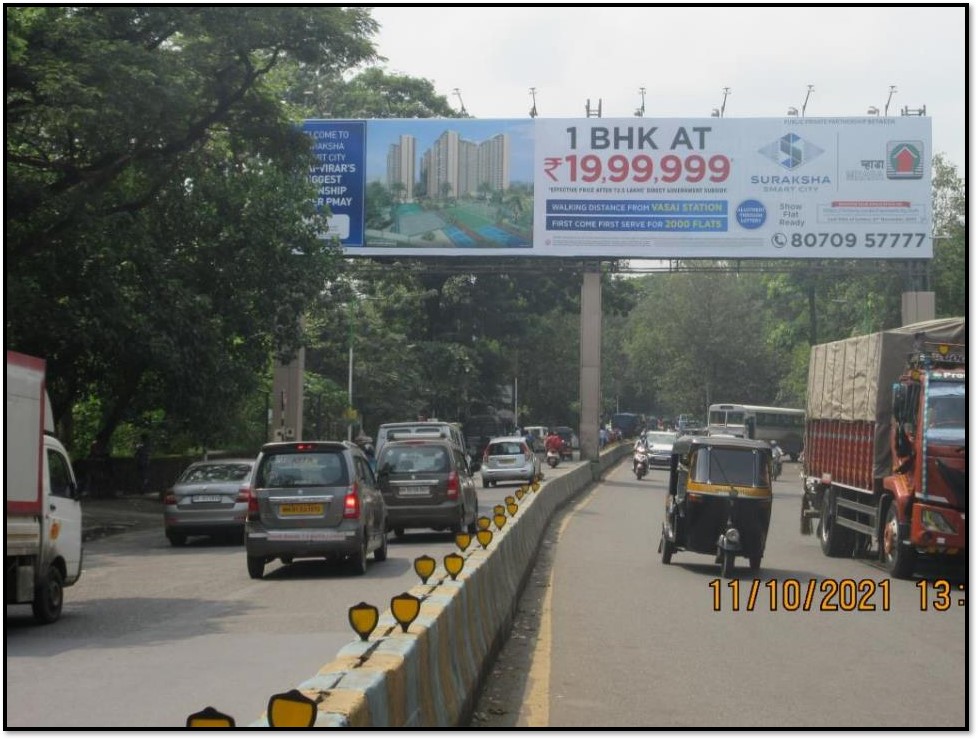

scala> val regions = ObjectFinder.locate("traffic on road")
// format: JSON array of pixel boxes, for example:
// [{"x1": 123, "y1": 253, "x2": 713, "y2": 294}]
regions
[{"x1": 471, "y1": 458, "x2": 966, "y2": 729}]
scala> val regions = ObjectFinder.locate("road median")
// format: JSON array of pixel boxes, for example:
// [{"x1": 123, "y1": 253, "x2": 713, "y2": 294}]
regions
[{"x1": 249, "y1": 443, "x2": 630, "y2": 727}]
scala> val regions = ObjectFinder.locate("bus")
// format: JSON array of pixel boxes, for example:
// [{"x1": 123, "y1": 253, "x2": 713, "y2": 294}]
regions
[{"x1": 707, "y1": 404, "x2": 805, "y2": 460}]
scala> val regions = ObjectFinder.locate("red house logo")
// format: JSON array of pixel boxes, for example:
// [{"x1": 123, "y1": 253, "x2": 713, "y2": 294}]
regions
[{"x1": 886, "y1": 141, "x2": 923, "y2": 179}]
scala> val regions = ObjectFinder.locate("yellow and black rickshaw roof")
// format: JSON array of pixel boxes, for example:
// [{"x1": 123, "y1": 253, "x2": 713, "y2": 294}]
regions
[{"x1": 672, "y1": 435, "x2": 773, "y2": 456}]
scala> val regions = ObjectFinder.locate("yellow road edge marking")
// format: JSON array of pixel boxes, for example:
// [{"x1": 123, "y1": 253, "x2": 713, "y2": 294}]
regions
[{"x1": 521, "y1": 484, "x2": 597, "y2": 726}]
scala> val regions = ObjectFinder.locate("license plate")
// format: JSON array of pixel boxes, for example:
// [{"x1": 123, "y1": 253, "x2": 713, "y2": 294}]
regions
[
  {"x1": 279, "y1": 503, "x2": 324, "y2": 516},
  {"x1": 399, "y1": 486, "x2": 429, "y2": 497},
  {"x1": 192, "y1": 494, "x2": 222, "y2": 503},
  {"x1": 496, "y1": 457, "x2": 517, "y2": 465}
]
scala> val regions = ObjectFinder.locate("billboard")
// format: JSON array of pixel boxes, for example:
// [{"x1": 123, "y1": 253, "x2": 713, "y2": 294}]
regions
[{"x1": 304, "y1": 117, "x2": 932, "y2": 259}]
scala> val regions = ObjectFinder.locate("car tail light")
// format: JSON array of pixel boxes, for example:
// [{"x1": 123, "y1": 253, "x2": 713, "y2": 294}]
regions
[
  {"x1": 446, "y1": 471, "x2": 460, "y2": 500},
  {"x1": 163, "y1": 490, "x2": 176, "y2": 505},
  {"x1": 241, "y1": 485, "x2": 258, "y2": 520},
  {"x1": 343, "y1": 482, "x2": 361, "y2": 519}
]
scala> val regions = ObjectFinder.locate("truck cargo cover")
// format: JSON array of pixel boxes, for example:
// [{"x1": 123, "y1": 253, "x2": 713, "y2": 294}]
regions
[{"x1": 806, "y1": 317, "x2": 965, "y2": 477}]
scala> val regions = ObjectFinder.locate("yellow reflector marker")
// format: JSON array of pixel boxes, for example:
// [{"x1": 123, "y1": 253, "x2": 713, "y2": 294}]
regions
[
  {"x1": 515, "y1": 488, "x2": 525, "y2": 500},
  {"x1": 518, "y1": 485, "x2": 528, "y2": 497},
  {"x1": 938, "y1": 343, "x2": 950, "y2": 355},
  {"x1": 494, "y1": 513, "x2": 507, "y2": 530},
  {"x1": 493, "y1": 504, "x2": 505, "y2": 517},
  {"x1": 507, "y1": 502, "x2": 518, "y2": 516},
  {"x1": 348, "y1": 601, "x2": 379, "y2": 641},
  {"x1": 477, "y1": 516, "x2": 492, "y2": 531},
  {"x1": 267, "y1": 689, "x2": 317, "y2": 728},
  {"x1": 187, "y1": 706, "x2": 235, "y2": 728},
  {"x1": 391, "y1": 592, "x2": 421, "y2": 632},
  {"x1": 476, "y1": 529, "x2": 494, "y2": 549},
  {"x1": 531, "y1": 480, "x2": 541, "y2": 492},
  {"x1": 505, "y1": 495, "x2": 516, "y2": 506},
  {"x1": 413, "y1": 555, "x2": 437, "y2": 584},
  {"x1": 444, "y1": 553, "x2": 464, "y2": 580},
  {"x1": 455, "y1": 532, "x2": 472, "y2": 551}
]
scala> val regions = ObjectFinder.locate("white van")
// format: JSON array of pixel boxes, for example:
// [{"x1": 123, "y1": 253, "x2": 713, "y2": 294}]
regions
[{"x1": 375, "y1": 421, "x2": 468, "y2": 464}]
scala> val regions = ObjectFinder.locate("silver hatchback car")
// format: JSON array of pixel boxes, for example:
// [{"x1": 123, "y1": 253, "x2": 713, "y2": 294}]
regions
[
  {"x1": 163, "y1": 458, "x2": 255, "y2": 546},
  {"x1": 244, "y1": 441, "x2": 387, "y2": 579},
  {"x1": 481, "y1": 436, "x2": 541, "y2": 488}
]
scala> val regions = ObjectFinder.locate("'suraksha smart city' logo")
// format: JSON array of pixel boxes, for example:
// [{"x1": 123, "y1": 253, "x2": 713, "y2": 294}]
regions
[
  {"x1": 886, "y1": 141, "x2": 924, "y2": 179},
  {"x1": 758, "y1": 133, "x2": 824, "y2": 171}
]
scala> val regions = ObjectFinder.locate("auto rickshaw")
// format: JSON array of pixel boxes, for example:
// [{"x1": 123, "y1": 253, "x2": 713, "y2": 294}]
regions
[{"x1": 658, "y1": 435, "x2": 773, "y2": 577}]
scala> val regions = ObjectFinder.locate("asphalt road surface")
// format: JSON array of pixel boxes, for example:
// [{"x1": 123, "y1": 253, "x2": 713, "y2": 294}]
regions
[
  {"x1": 5, "y1": 459, "x2": 579, "y2": 729},
  {"x1": 472, "y1": 459, "x2": 967, "y2": 729}
]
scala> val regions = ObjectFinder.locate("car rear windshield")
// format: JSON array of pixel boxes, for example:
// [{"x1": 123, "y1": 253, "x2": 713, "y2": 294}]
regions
[
  {"x1": 488, "y1": 441, "x2": 525, "y2": 456},
  {"x1": 378, "y1": 445, "x2": 450, "y2": 474},
  {"x1": 181, "y1": 463, "x2": 252, "y2": 483},
  {"x1": 256, "y1": 452, "x2": 349, "y2": 488}
]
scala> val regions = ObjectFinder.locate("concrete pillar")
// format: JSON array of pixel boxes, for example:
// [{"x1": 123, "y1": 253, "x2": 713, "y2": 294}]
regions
[
  {"x1": 579, "y1": 268, "x2": 602, "y2": 462},
  {"x1": 271, "y1": 348, "x2": 305, "y2": 442},
  {"x1": 901, "y1": 291, "x2": 936, "y2": 325}
]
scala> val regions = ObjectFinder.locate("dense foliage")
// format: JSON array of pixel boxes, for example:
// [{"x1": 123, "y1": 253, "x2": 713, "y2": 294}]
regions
[
  {"x1": 6, "y1": 8, "x2": 965, "y2": 458},
  {"x1": 6, "y1": 6, "x2": 376, "y2": 453}
]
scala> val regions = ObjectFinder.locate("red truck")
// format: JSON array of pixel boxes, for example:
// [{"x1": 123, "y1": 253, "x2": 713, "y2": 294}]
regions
[{"x1": 800, "y1": 318, "x2": 965, "y2": 578}]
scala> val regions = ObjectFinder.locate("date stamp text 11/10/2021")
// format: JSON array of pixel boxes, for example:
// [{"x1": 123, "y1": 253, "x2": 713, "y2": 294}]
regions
[{"x1": 709, "y1": 579, "x2": 966, "y2": 613}]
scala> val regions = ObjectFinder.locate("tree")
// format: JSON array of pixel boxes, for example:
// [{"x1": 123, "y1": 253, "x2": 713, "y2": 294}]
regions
[
  {"x1": 930, "y1": 154, "x2": 965, "y2": 317},
  {"x1": 5, "y1": 7, "x2": 378, "y2": 451},
  {"x1": 287, "y1": 66, "x2": 459, "y2": 120}
]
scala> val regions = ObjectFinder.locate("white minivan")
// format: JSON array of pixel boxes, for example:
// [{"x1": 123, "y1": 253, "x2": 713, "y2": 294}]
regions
[{"x1": 375, "y1": 421, "x2": 468, "y2": 464}]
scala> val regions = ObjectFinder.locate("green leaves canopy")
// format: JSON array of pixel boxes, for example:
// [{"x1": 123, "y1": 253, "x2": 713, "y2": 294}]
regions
[{"x1": 5, "y1": 6, "x2": 377, "y2": 449}]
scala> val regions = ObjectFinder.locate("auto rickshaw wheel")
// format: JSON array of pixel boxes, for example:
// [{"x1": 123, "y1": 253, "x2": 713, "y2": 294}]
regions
[
  {"x1": 720, "y1": 550, "x2": 735, "y2": 578},
  {"x1": 659, "y1": 535, "x2": 674, "y2": 565}
]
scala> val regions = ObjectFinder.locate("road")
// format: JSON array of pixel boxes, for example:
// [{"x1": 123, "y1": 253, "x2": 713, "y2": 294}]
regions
[
  {"x1": 473, "y1": 459, "x2": 967, "y2": 729},
  {"x1": 4, "y1": 458, "x2": 578, "y2": 729}
]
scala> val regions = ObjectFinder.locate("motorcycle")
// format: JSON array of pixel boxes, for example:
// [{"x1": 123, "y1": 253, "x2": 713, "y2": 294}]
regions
[
  {"x1": 546, "y1": 447, "x2": 560, "y2": 468},
  {"x1": 633, "y1": 442, "x2": 650, "y2": 480}
]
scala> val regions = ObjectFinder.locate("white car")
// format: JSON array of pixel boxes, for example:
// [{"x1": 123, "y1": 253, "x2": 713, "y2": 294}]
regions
[
  {"x1": 646, "y1": 432, "x2": 678, "y2": 468},
  {"x1": 481, "y1": 436, "x2": 541, "y2": 487}
]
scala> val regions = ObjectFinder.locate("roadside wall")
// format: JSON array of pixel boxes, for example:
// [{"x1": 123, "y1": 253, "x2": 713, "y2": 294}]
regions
[{"x1": 250, "y1": 443, "x2": 630, "y2": 727}]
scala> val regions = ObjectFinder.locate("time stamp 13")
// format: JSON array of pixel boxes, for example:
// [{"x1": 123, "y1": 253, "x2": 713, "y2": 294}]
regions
[{"x1": 709, "y1": 578, "x2": 966, "y2": 612}]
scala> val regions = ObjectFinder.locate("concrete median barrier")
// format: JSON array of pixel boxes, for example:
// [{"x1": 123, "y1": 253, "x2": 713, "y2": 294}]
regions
[{"x1": 249, "y1": 443, "x2": 630, "y2": 727}]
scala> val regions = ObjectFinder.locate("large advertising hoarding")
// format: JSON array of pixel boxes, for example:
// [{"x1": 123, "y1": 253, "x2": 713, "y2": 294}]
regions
[{"x1": 304, "y1": 117, "x2": 931, "y2": 259}]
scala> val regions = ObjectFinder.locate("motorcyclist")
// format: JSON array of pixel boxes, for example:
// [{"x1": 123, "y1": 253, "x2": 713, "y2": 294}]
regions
[
  {"x1": 633, "y1": 430, "x2": 649, "y2": 472},
  {"x1": 769, "y1": 440, "x2": 783, "y2": 480},
  {"x1": 545, "y1": 430, "x2": 563, "y2": 455}
]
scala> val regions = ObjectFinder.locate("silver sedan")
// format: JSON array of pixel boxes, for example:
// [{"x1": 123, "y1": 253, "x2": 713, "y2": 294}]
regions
[{"x1": 163, "y1": 459, "x2": 255, "y2": 546}]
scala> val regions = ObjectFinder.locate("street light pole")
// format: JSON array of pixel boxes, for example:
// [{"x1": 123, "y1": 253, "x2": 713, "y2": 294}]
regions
[{"x1": 347, "y1": 301, "x2": 355, "y2": 441}]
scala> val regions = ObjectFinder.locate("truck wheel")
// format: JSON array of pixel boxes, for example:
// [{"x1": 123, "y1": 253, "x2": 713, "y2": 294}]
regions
[
  {"x1": 882, "y1": 500, "x2": 916, "y2": 579},
  {"x1": 246, "y1": 555, "x2": 265, "y2": 580},
  {"x1": 32, "y1": 566, "x2": 64, "y2": 624},
  {"x1": 819, "y1": 493, "x2": 853, "y2": 557},
  {"x1": 799, "y1": 499, "x2": 813, "y2": 535}
]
